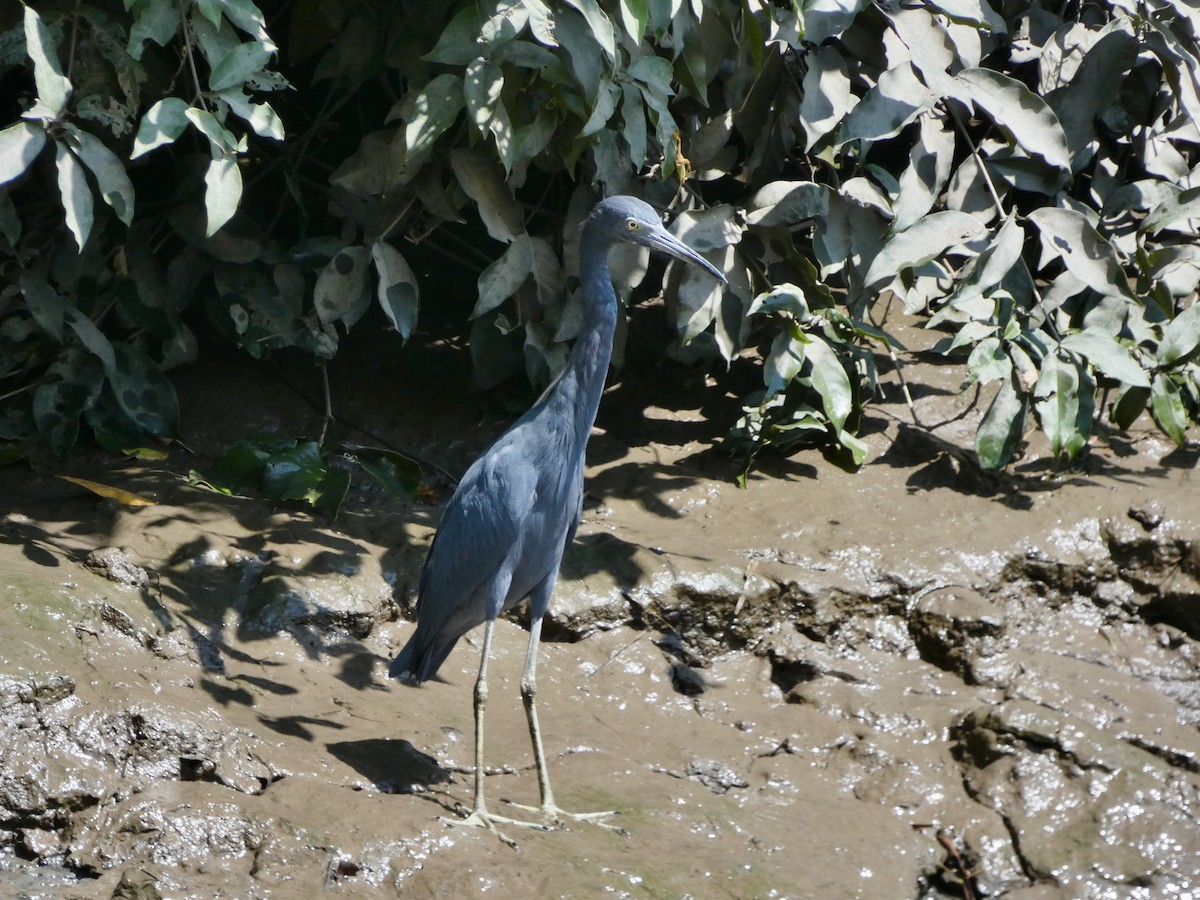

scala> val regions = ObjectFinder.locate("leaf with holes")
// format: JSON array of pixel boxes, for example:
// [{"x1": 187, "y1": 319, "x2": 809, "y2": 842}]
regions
[{"x1": 315, "y1": 246, "x2": 370, "y2": 327}]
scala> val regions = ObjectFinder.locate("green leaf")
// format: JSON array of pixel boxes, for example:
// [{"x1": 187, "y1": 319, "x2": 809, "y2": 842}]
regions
[
  {"x1": 1157, "y1": 303, "x2": 1200, "y2": 367},
  {"x1": 967, "y1": 336, "x2": 1011, "y2": 385},
  {"x1": 465, "y1": 58, "x2": 504, "y2": 130},
  {"x1": 564, "y1": 0, "x2": 616, "y2": 60},
  {"x1": 405, "y1": 74, "x2": 465, "y2": 158},
  {"x1": 840, "y1": 63, "x2": 936, "y2": 144},
  {"x1": 800, "y1": 45, "x2": 851, "y2": 150},
  {"x1": 312, "y1": 468, "x2": 351, "y2": 521},
  {"x1": 423, "y1": 6, "x2": 488, "y2": 65},
  {"x1": 1061, "y1": 332, "x2": 1150, "y2": 388},
  {"x1": 750, "y1": 284, "x2": 812, "y2": 321},
  {"x1": 522, "y1": 0, "x2": 558, "y2": 47},
  {"x1": 206, "y1": 435, "x2": 294, "y2": 494},
  {"x1": 764, "y1": 329, "x2": 805, "y2": 396},
  {"x1": 475, "y1": 236, "x2": 533, "y2": 318},
  {"x1": 1109, "y1": 384, "x2": 1150, "y2": 430},
  {"x1": 1034, "y1": 353, "x2": 1093, "y2": 461},
  {"x1": 347, "y1": 445, "x2": 423, "y2": 498},
  {"x1": 893, "y1": 114, "x2": 955, "y2": 231},
  {"x1": 951, "y1": 68, "x2": 1070, "y2": 175},
  {"x1": 582, "y1": 78, "x2": 621, "y2": 137},
  {"x1": 185, "y1": 107, "x2": 239, "y2": 155},
  {"x1": 65, "y1": 125, "x2": 135, "y2": 225},
  {"x1": 23, "y1": 6, "x2": 72, "y2": 119},
  {"x1": 127, "y1": 0, "x2": 181, "y2": 60},
  {"x1": 802, "y1": 0, "x2": 872, "y2": 44},
  {"x1": 131, "y1": 98, "x2": 190, "y2": 158},
  {"x1": 976, "y1": 374, "x2": 1026, "y2": 469},
  {"x1": 1028, "y1": 207, "x2": 1135, "y2": 301},
  {"x1": 1150, "y1": 374, "x2": 1190, "y2": 446},
  {"x1": 218, "y1": 0, "x2": 273, "y2": 44},
  {"x1": 203, "y1": 156, "x2": 242, "y2": 236},
  {"x1": 262, "y1": 441, "x2": 325, "y2": 501},
  {"x1": 450, "y1": 149, "x2": 525, "y2": 243},
  {"x1": 621, "y1": 83, "x2": 648, "y2": 166},
  {"x1": 0, "y1": 121, "x2": 47, "y2": 185},
  {"x1": 209, "y1": 41, "x2": 274, "y2": 91},
  {"x1": 371, "y1": 241, "x2": 420, "y2": 340},
  {"x1": 618, "y1": 0, "x2": 649, "y2": 44},
  {"x1": 746, "y1": 181, "x2": 829, "y2": 228},
  {"x1": 805, "y1": 335, "x2": 853, "y2": 431},
  {"x1": 20, "y1": 272, "x2": 67, "y2": 342},
  {"x1": 54, "y1": 142, "x2": 93, "y2": 252},
  {"x1": 1144, "y1": 186, "x2": 1200, "y2": 236},
  {"x1": 864, "y1": 211, "x2": 985, "y2": 288},
  {"x1": 220, "y1": 91, "x2": 285, "y2": 140},
  {"x1": 100, "y1": 342, "x2": 180, "y2": 438}
]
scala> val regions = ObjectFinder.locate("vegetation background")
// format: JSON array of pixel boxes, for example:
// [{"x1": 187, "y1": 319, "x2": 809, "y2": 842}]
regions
[{"x1": 3, "y1": 0, "x2": 1199, "y2": 499}]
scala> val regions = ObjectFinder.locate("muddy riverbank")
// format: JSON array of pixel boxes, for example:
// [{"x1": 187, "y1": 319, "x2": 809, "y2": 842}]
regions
[{"x1": 2, "y1": 334, "x2": 1199, "y2": 899}]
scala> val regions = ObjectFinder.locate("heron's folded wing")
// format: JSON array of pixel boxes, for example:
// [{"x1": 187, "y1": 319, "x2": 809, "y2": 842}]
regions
[{"x1": 412, "y1": 443, "x2": 538, "y2": 630}]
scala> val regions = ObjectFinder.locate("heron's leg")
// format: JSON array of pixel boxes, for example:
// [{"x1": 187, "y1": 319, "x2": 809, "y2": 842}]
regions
[
  {"x1": 442, "y1": 617, "x2": 552, "y2": 846},
  {"x1": 505, "y1": 613, "x2": 624, "y2": 832}
]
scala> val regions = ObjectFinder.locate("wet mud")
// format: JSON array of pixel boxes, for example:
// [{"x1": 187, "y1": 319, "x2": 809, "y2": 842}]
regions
[{"x1": 2, "y1": 337, "x2": 1200, "y2": 899}]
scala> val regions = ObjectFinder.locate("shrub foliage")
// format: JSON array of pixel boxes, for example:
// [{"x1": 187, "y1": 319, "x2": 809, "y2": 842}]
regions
[{"x1": 2, "y1": 0, "x2": 1199, "y2": 468}]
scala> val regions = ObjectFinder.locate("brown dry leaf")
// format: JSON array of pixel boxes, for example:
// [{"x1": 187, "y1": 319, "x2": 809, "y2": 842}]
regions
[{"x1": 58, "y1": 475, "x2": 155, "y2": 507}]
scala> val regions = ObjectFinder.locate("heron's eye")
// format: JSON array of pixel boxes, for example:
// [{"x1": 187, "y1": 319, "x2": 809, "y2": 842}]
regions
[{"x1": 625, "y1": 218, "x2": 640, "y2": 231}]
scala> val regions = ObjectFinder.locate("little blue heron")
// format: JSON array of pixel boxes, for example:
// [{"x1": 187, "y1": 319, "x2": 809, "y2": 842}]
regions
[{"x1": 390, "y1": 195, "x2": 725, "y2": 842}]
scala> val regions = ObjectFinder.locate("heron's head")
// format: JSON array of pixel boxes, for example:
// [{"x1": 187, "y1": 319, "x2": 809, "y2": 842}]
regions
[{"x1": 588, "y1": 196, "x2": 726, "y2": 283}]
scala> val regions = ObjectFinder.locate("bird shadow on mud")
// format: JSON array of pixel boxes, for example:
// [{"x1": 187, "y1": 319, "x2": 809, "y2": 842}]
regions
[{"x1": 327, "y1": 737, "x2": 454, "y2": 798}]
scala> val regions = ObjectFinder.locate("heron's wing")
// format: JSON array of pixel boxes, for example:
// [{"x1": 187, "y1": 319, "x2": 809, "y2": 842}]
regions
[{"x1": 413, "y1": 441, "x2": 538, "y2": 630}]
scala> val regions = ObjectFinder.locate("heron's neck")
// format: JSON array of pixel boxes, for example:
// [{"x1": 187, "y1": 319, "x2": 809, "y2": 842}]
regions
[{"x1": 554, "y1": 227, "x2": 618, "y2": 448}]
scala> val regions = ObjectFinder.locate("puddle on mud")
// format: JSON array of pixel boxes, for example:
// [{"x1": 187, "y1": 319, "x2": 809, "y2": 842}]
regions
[{"x1": 2, "y1": 343, "x2": 1200, "y2": 899}]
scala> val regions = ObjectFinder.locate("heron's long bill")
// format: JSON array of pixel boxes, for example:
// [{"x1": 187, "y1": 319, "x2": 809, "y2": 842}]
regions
[{"x1": 647, "y1": 230, "x2": 728, "y2": 283}]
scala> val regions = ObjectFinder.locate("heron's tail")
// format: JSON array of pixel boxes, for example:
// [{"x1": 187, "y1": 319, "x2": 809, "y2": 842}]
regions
[{"x1": 389, "y1": 630, "x2": 458, "y2": 685}]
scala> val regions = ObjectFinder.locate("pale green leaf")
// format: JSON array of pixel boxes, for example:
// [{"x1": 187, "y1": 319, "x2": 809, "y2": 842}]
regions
[
  {"x1": 404, "y1": 74, "x2": 464, "y2": 158},
  {"x1": 24, "y1": 6, "x2": 72, "y2": 119},
  {"x1": 746, "y1": 181, "x2": 829, "y2": 228},
  {"x1": 475, "y1": 236, "x2": 533, "y2": 317},
  {"x1": 581, "y1": 78, "x2": 620, "y2": 137},
  {"x1": 203, "y1": 156, "x2": 242, "y2": 236},
  {"x1": 839, "y1": 63, "x2": 936, "y2": 144},
  {"x1": 65, "y1": 126, "x2": 135, "y2": 225},
  {"x1": 127, "y1": 0, "x2": 181, "y2": 60},
  {"x1": 564, "y1": 0, "x2": 615, "y2": 59},
  {"x1": 185, "y1": 107, "x2": 239, "y2": 154},
  {"x1": 450, "y1": 148, "x2": 525, "y2": 243},
  {"x1": 1061, "y1": 331, "x2": 1150, "y2": 388},
  {"x1": 864, "y1": 211, "x2": 985, "y2": 288},
  {"x1": 55, "y1": 142, "x2": 93, "y2": 251},
  {"x1": 210, "y1": 41, "x2": 273, "y2": 92},
  {"x1": 0, "y1": 121, "x2": 47, "y2": 185},
  {"x1": 1028, "y1": 207, "x2": 1135, "y2": 301},
  {"x1": 951, "y1": 68, "x2": 1070, "y2": 174},
  {"x1": 619, "y1": 0, "x2": 649, "y2": 44},
  {"x1": 371, "y1": 241, "x2": 420, "y2": 340},
  {"x1": 893, "y1": 114, "x2": 954, "y2": 231},
  {"x1": 131, "y1": 98, "x2": 190, "y2": 158},
  {"x1": 802, "y1": 0, "x2": 872, "y2": 44},
  {"x1": 314, "y1": 246, "x2": 371, "y2": 326},
  {"x1": 1157, "y1": 303, "x2": 1200, "y2": 366}
]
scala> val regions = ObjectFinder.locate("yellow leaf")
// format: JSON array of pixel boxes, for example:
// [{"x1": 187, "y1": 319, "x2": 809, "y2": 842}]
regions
[{"x1": 58, "y1": 475, "x2": 156, "y2": 506}]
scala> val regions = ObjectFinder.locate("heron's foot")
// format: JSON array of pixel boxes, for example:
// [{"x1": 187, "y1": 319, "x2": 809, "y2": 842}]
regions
[
  {"x1": 503, "y1": 800, "x2": 626, "y2": 835},
  {"x1": 439, "y1": 806, "x2": 554, "y2": 848}
]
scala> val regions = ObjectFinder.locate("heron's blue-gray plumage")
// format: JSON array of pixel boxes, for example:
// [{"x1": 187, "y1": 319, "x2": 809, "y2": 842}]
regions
[{"x1": 390, "y1": 196, "x2": 723, "y2": 686}]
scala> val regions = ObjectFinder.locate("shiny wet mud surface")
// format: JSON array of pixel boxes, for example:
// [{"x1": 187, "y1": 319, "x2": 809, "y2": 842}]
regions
[{"x1": 3, "y1": 334, "x2": 1200, "y2": 899}]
